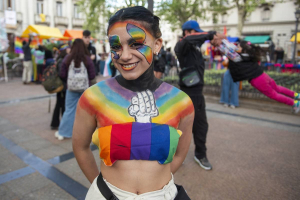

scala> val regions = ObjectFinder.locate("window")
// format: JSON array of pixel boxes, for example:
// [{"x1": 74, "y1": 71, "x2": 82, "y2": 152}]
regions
[
  {"x1": 262, "y1": 7, "x2": 270, "y2": 21},
  {"x1": 37, "y1": 0, "x2": 43, "y2": 14},
  {"x1": 221, "y1": 12, "x2": 228, "y2": 24},
  {"x1": 3, "y1": 0, "x2": 15, "y2": 10},
  {"x1": 74, "y1": 4, "x2": 80, "y2": 18},
  {"x1": 56, "y1": 2, "x2": 62, "y2": 17}
]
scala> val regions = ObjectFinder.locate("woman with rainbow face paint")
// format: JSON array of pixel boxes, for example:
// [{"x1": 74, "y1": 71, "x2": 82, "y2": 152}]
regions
[{"x1": 73, "y1": 6, "x2": 194, "y2": 200}]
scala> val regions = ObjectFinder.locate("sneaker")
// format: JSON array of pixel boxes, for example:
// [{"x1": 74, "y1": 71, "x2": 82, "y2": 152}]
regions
[
  {"x1": 230, "y1": 105, "x2": 236, "y2": 109},
  {"x1": 295, "y1": 93, "x2": 300, "y2": 100},
  {"x1": 54, "y1": 131, "x2": 64, "y2": 140},
  {"x1": 293, "y1": 101, "x2": 300, "y2": 114},
  {"x1": 194, "y1": 156, "x2": 212, "y2": 170},
  {"x1": 223, "y1": 104, "x2": 228, "y2": 108}
]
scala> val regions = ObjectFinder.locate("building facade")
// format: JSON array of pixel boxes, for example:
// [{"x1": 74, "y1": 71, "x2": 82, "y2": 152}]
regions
[{"x1": 0, "y1": 0, "x2": 86, "y2": 36}]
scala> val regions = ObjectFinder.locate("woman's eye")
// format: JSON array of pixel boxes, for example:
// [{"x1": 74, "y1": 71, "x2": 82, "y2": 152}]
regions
[
  {"x1": 111, "y1": 45, "x2": 122, "y2": 51},
  {"x1": 130, "y1": 43, "x2": 143, "y2": 48}
]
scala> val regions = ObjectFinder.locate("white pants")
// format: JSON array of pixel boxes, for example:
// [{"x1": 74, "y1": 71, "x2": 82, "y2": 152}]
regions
[
  {"x1": 85, "y1": 174, "x2": 178, "y2": 200},
  {"x1": 22, "y1": 61, "x2": 32, "y2": 83}
]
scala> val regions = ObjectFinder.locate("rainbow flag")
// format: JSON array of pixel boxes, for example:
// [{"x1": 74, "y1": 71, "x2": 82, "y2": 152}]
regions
[
  {"x1": 14, "y1": 37, "x2": 23, "y2": 54},
  {"x1": 15, "y1": 37, "x2": 43, "y2": 54}
]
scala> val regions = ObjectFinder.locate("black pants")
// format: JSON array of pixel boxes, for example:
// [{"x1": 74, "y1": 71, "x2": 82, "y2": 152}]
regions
[
  {"x1": 189, "y1": 94, "x2": 209, "y2": 159},
  {"x1": 51, "y1": 91, "x2": 66, "y2": 128},
  {"x1": 37, "y1": 64, "x2": 44, "y2": 82}
]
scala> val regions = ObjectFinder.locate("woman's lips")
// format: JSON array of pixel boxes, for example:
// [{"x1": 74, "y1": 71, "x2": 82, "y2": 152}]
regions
[{"x1": 120, "y1": 62, "x2": 139, "y2": 71}]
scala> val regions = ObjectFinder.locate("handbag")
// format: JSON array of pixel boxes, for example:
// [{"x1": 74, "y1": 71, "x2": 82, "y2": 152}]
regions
[{"x1": 179, "y1": 66, "x2": 201, "y2": 87}]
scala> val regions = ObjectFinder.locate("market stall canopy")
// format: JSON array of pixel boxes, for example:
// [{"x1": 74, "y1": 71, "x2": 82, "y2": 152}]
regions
[
  {"x1": 63, "y1": 29, "x2": 83, "y2": 39},
  {"x1": 244, "y1": 36, "x2": 270, "y2": 44},
  {"x1": 290, "y1": 32, "x2": 300, "y2": 43},
  {"x1": 227, "y1": 37, "x2": 239, "y2": 43},
  {"x1": 21, "y1": 25, "x2": 64, "y2": 39}
]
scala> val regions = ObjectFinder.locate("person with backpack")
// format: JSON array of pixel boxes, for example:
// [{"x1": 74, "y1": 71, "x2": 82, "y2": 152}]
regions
[
  {"x1": 54, "y1": 39, "x2": 95, "y2": 140},
  {"x1": 50, "y1": 44, "x2": 70, "y2": 130}
]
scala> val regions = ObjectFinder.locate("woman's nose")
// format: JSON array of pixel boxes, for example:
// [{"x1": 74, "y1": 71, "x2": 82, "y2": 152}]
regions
[{"x1": 120, "y1": 47, "x2": 133, "y2": 61}]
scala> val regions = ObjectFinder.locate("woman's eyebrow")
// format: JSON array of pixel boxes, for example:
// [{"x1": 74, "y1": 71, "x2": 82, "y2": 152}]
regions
[{"x1": 127, "y1": 38, "x2": 136, "y2": 44}]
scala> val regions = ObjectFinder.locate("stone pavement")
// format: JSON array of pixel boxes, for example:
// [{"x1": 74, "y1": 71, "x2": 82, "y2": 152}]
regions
[{"x1": 0, "y1": 77, "x2": 299, "y2": 200}]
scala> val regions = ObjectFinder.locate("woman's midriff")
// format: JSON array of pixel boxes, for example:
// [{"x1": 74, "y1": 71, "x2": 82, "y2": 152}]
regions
[{"x1": 100, "y1": 160, "x2": 172, "y2": 194}]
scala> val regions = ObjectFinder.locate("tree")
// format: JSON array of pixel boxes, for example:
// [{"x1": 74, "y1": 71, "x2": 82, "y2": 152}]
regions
[
  {"x1": 232, "y1": 0, "x2": 267, "y2": 37},
  {"x1": 77, "y1": 0, "x2": 106, "y2": 37},
  {"x1": 148, "y1": 0, "x2": 154, "y2": 13},
  {"x1": 157, "y1": 0, "x2": 206, "y2": 31},
  {"x1": 124, "y1": 0, "x2": 147, "y2": 6}
]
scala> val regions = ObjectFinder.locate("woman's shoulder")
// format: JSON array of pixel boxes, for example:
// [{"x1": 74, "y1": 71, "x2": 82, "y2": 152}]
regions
[
  {"x1": 85, "y1": 77, "x2": 116, "y2": 93},
  {"x1": 156, "y1": 82, "x2": 193, "y2": 103}
]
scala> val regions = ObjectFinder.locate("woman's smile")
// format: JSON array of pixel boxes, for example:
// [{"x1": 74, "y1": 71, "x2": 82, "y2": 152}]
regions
[{"x1": 120, "y1": 61, "x2": 139, "y2": 71}]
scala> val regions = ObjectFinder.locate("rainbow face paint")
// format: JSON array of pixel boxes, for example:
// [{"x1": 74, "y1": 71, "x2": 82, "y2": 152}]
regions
[
  {"x1": 126, "y1": 23, "x2": 153, "y2": 64},
  {"x1": 108, "y1": 21, "x2": 154, "y2": 65},
  {"x1": 78, "y1": 79, "x2": 194, "y2": 166},
  {"x1": 109, "y1": 35, "x2": 122, "y2": 60}
]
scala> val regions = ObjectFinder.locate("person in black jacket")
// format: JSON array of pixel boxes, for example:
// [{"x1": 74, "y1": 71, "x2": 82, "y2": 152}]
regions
[
  {"x1": 83, "y1": 30, "x2": 97, "y2": 74},
  {"x1": 175, "y1": 20, "x2": 224, "y2": 170},
  {"x1": 50, "y1": 44, "x2": 70, "y2": 130}
]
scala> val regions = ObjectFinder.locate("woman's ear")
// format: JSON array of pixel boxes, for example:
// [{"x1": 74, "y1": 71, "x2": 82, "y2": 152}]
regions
[{"x1": 154, "y1": 38, "x2": 163, "y2": 54}]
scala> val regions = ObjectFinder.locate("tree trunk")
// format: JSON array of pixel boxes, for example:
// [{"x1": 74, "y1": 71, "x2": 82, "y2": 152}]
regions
[
  {"x1": 237, "y1": 7, "x2": 246, "y2": 37},
  {"x1": 148, "y1": 0, "x2": 153, "y2": 13}
]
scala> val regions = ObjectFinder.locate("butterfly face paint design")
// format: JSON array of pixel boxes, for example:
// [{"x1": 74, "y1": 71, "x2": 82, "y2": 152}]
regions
[
  {"x1": 109, "y1": 35, "x2": 122, "y2": 60},
  {"x1": 126, "y1": 24, "x2": 153, "y2": 64}
]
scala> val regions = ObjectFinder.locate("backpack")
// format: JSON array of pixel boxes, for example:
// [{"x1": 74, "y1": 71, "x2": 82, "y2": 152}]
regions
[
  {"x1": 42, "y1": 63, "x2": 64, "y2": 93},
  {"x1": 67, "y1": 61, "x2": 89, "y2": 92}
]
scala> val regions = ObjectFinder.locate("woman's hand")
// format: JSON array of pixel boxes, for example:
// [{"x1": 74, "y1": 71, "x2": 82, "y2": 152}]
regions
[{"x1": 211, "y1": 33, "x2": 227, "y2": 47}]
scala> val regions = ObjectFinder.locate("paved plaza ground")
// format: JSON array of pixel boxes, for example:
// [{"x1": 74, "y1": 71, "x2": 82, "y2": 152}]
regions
[{"x1": 0, "y1": 76, "x2": 299, "y2": 200}]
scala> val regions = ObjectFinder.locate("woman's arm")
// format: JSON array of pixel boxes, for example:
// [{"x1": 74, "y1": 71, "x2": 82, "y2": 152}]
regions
[
  {"x1": 170, "y1": 111, "x2": 195, "y2": 174},
  {"x1": 73, "y1": 103, "x2": 99, "y2": 183}
]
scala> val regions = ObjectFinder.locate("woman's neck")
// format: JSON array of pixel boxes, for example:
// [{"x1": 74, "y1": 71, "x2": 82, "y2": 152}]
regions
[{"x1": 116, "y1": 64, "x2": 162, "y2": 92}]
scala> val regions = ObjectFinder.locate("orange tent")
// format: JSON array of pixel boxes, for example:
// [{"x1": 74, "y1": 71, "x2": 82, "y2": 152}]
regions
[{"x1": 63, "y1": 30, "x2": 83, "y2": 39}]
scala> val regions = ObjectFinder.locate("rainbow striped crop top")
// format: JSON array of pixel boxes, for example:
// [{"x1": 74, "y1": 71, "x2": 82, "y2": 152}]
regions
[
  {"x1": 92, "y1": 122, "x2": 182, "y2": 166},
  {"x1": 78, "y1": 78, "x2": 194, "y2": 166}
]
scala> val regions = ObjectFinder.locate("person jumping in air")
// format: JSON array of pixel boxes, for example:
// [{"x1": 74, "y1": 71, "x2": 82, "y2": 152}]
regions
[{"x1": 217, "y1": 39, "x2": 300, "y2": 113}]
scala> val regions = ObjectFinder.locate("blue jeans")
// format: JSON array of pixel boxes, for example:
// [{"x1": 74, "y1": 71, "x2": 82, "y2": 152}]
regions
[
  {"x1": 220, "y1": 70, "x2": 239, "y2": 106},
  {"x1": 58, "y1": 90, "x2": 83, "y2": 138}
]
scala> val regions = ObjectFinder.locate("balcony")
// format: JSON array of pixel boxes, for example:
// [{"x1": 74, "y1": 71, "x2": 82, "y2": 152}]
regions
[
  {"x1": 72, "y1": 18, "x2": 84, "y2": 27},
  {"x1": 17, "y1": 12, "x2": 22, "y2": 23},
  {"x1": 54, "y1": 16, "x2": 68, "y2": 26},
  {"x1": 34, "y1": 14, "x2": 50, "y2": 25}
]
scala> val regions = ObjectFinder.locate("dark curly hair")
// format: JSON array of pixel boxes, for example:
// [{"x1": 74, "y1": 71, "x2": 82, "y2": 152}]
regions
[
  {"x1": 65, "y1": 39, "x2": 89, "y2": 68},
  {"x1": 107, "y1": 6, "x2": 162, "y2": 39},
  {"x1": 240, "y1": 40, "x2": 262, "y2": 62}
]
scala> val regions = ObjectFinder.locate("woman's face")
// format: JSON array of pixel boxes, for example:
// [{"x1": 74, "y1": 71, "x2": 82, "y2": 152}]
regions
[{"x1": 108, "y1": 21, "x2": 162, "y2": 80}]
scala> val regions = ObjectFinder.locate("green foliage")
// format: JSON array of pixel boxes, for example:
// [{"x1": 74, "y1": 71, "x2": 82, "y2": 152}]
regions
[
  {"x1": 44, "y1": 43, "x2": 58, "y2": 51},
  {"x1": 7, "y1": 52, "x2": 18, "y2": 59},
  {"x1": 156, "y1": 0, "x2": 206, "y2": 31},
  {"x1": 124, "y1": 0, "x2": 147, "y2": 6},
  {"x1": 163, "y1": 69, "x2": 300, "y2": 91},
  {"x1": 77, "y1": 0, "x2": 106, "y2": 37}
]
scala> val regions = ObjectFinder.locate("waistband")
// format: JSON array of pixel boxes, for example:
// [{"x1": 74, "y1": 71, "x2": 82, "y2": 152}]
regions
[{"x1": 96, "y1": 173, "x2": 177, "y2": 200}]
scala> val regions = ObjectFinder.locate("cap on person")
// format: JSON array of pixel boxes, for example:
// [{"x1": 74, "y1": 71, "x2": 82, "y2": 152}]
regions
[{"x1": 182, "y1": 20, "x2": 203, "y2": 32}]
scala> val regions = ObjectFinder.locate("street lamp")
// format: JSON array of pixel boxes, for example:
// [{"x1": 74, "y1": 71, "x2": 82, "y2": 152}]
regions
[{"x1": 292, "y1": 10, "x2": 300, "y2": 64}]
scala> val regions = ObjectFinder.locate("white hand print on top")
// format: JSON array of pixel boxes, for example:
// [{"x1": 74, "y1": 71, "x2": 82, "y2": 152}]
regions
[{"x1": 128, "y1": 90, "x2": 159, "y2": 123}]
